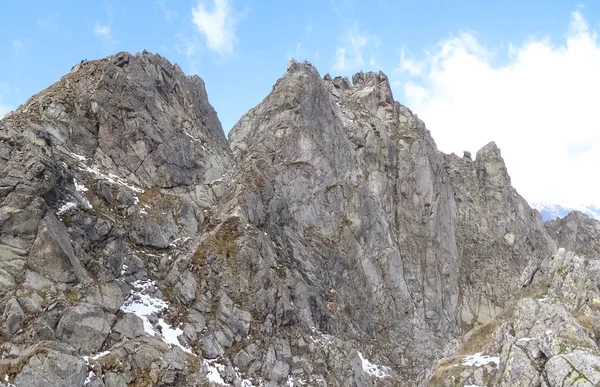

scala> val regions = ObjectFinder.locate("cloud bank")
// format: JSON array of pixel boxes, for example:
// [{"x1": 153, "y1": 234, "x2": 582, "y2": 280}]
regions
[
  {"x1": 192, "y1": 0, "x2": 239, "y2": 56},
  {"x1": 398, "y1": 11, "x2": 600, "y2": 207}
]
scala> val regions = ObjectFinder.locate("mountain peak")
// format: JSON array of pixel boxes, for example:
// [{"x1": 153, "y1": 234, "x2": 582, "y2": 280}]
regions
[{"x1": 0, "y1": 52, "x2": 596, "y2": 386}]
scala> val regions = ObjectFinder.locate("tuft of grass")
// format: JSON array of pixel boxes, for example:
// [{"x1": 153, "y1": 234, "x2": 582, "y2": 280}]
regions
[
  {"x1": 65, "y1": 288, "x2": 80, "y2": 305},
  {"x1": 0, "y1": 345, "x2": 50, "y2": 384},
  {"x1": 193, "y1": 217, "x2": 242, "y2": 265}
]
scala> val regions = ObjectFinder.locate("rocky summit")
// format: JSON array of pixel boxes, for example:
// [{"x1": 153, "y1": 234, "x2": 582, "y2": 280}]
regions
[{"x1": 0, "y1": 51, "x2": 598, "y2": 387}]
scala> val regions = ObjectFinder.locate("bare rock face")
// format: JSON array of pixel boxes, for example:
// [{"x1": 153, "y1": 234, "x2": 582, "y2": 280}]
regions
[
  {"x1": 0, "y1": 51, "x2": 232, "y2": 386},
  {"x1": 207, "y1": 61, "x2": 556, "y2": 384},
  {"x1": 430, "y1": 248, "x2": 600, "y2": 387},
  {"x1": 546, "y1": 211, "x2": 600, "y2": 259},
  {"x1": 0, "y1": 53, "x2": 580, "y2": 386},
  {"x1": 445, "y1": 144, "x2": 556, "y2": 328}
]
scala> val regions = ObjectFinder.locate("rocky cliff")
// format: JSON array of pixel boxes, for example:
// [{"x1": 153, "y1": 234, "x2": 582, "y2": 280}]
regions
[{"x1": 0, "y1": 52, "x2": 592, "y2": 386}]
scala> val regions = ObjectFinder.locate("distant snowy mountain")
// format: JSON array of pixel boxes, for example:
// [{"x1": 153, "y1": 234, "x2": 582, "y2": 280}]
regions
[{"x1": 532, "y1": 202, "x2": 600, "y2": 221}]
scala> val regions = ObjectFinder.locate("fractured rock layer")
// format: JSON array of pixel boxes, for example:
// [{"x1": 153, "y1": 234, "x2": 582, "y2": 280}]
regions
[{"x1": 0, "y1": 53, "x2": 589, "y2": 387}]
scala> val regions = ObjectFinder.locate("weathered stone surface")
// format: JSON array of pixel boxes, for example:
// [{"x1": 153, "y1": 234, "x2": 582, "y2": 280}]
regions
[
  {"x1": 56, "y1": 303, "x2": 116, "y2": 353},
  {"x1": 3, "y1": 297, "x2": 24, "y2": 337},
  {"x1": 545, "y1": 350, "x2": 600, "y2": 386},
  {"x1": 431, "y1": 246, "x2": 600, "y2": 386},
  {"x1": 13, "y1": 350, "x2": 87, "y2": 387},
  {"x1": 0, "y1": 52, "x2": 593, "y2": 386},
  {"x1": 546, "y1": 210, "x2": 600, "y2": 259},
  {"x1": 113, "y1": 312, "x2": 145, "y2": 339},
  {"x1": 130, "y1": 217, "x2": 169, "y2": 248},
  {"x1": 28, "y1": 213, "x2": 90, "y2": 284}
]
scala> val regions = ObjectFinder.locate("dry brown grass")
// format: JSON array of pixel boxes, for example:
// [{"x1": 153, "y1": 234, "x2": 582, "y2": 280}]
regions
[
  {"x1": 193, "y1": 217, "x2": 242, "y2": 266},
  {"x1": 0, "y1": 345, "x2": 50, "y2": 384}
]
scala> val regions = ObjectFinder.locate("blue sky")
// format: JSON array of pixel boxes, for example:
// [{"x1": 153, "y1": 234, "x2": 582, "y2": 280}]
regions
[{"x1": 1, "y1": 1, "x2": 600, "y2": 206}]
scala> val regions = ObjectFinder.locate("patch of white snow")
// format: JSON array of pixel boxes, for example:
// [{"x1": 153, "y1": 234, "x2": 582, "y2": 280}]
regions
[
  {"x1": 74, "y1": 178, "x2": 88, "y2": 192},
  {"x1": 204, "y1": 359, "x2": 227, "y2": 385},
  {"x1": 79, "y1": 164, "x2": 144, "y2": 193},
  {"x1": 516, "y1": 337, "x2": 535, "y2": 343},
  {"x1": 56, "y1": 202, "x2": 77, "y2": 215},
  {"x1": 461, "y1": 353, "x2": 500, "y2": 368},
  {"x1": 357, "y1": 352, "x2": 390, "y2": 379},
  {"x1": 158, "y1": 318, "x2": 191, "y2": 353},
  {"x1": 68, "y1": 152, "x2": 87, "y2": 161}
]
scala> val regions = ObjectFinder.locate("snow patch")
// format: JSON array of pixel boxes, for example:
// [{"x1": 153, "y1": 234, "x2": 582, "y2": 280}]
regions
[
  {"x1": 79, "y1": 164, "x2": 144, "y2": 193},
  {"x1": 74, "y1": 178, "x2": 88, "y2": 192},
  {"x1": 120, "y1": 278, "x2": 191, "y2": 353},
  {"x1": 120, "y1": 279, "x2": 167, "y2": 336},
  {"x1": 56, "y1": 202, "x2": 77, "y2": 215},
  {"x1": 286, "y1": 375, "x2": 307, "y2": 386},
  {"x1": 68, "y1": 152, "x2": 88, "y2": 161},
  {"x1": 82, "y1": 350, "x2": 111, "y2": 363},
  {"x1": 158, "y1": 318, "x2": 191, "y2": 353},
  {"x1": 2, "y1": 374, "x2": 15, "y2": 387},
  {"x1": 84, "y1": 370, "x2": 95, "y2": 384},
  {"x1": 204, "y1": 359, "x2": 227, "y2": 385},
  {"x1": 516, "y1": 337, "x2": 535, "y2": 343},
  {"x1": 309, "y1": 328, "x2": 333, "y2": 347},
  {"x1": 462, "y1": 353, "x2": 500, "y2": 368},
  {"x1": 358, "y1": 352, "x2": 391, "y2": 379}
]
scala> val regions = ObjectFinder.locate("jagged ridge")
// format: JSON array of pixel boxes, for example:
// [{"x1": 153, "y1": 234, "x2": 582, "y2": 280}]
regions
[{"x1": 0, "y1": 52, "x2": 595, "y2": 387}]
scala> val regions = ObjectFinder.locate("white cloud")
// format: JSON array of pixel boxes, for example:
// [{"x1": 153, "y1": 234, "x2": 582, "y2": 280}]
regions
[
  {"x1": 398, "y1": 11, "x2": 600, "y2": 207},
  {"x1": 333, "y1": 29, "x2": 380, "y2": 71},
  {"x1": 192, "y1": 0, "x2": 239, "y2": 56},
  {"x1": 398, "y1": 49, "x2": 425, "y2": 76},
  {"x1": 12, "y1": 39, "x2": 25, "y2": 56},
  {"x1": 94, "y1": 23, "x2": 112, "y2": 41}
]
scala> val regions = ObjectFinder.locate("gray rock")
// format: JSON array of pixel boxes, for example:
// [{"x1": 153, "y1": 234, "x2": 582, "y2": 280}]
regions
[
  {"x1": 233, "y1": 349, "x2": 253, "y2": 369},
  {"x1": 546, "y1": 350, "x2": 600, "y2": 386},
  {"x1": 546, "y1": 211, "x2": 600, "y2": 259},
  {"x1": 56, "y1": 303, "x2": 116, "y2": 353},
  {"x1": 270, "y1": 360, "x2": 290, "y2": 383},
  {"x1": 97, "y1": 180, "x2": 113, "y2": 203},
  {"x1": 0, "y1": 245, "x2": 25, "y2": 296},
  {"x1": 14, "y1": 350, "x2": 87, "y2": 387},
  {"x1": 113, "y1": 312, "x2": 145, "y2": 339},
  {"x1": 103, "y1": 371, "x2": 132, "y2": 387},
  {"x1": 18, "y1": 291, "x2": 44, "y2": 314},
  {"x1": 23, "y1": 269, "x2": 54, "y2": 291},
  {"x1": 130, "y1": 217, "x2": 169, "y2": 248},
  {"x1": 133, "y1": 345, "x2": 161, "y2": 369},
  {"x1": 28, "y1": 213, "x2": 90, "y2": 284},
  {"x1": 97, "y1": 281, "x2": 125, "y2": 313},
  {"x1": 173, "y1": 271, "x2": 197, "y2": 305},
  {"x1": 3, "y1": 297, "x2": 24, "y2": 337},
  {"x1": 202, "y1": 333, "x2": 225, "y2": 359},
  {"x1": 102, "y1": 239, "x2": 125, "y2": 279},
  {"x1": 0, "y1": 51, "x2": 592, "y2": 386}
]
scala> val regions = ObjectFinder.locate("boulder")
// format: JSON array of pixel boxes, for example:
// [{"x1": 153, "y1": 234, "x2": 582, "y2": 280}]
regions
[
  {"x1": 14, "y1": 350, "x2": 87, "y2": 387},
  {"x1": 28, "y1": 213, "x2": 90, "y2": 284},
  {"x1": 56, "y1": 303, "x2": 116, "y2": 353},
  {"x1": 3, "y1": 298, "x2": 24, "y2": 337}
]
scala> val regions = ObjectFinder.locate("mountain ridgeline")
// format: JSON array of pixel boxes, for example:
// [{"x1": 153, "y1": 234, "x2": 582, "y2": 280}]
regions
[{"x1": 0, "y1": 51, "x2": 598, "y2": 386}]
